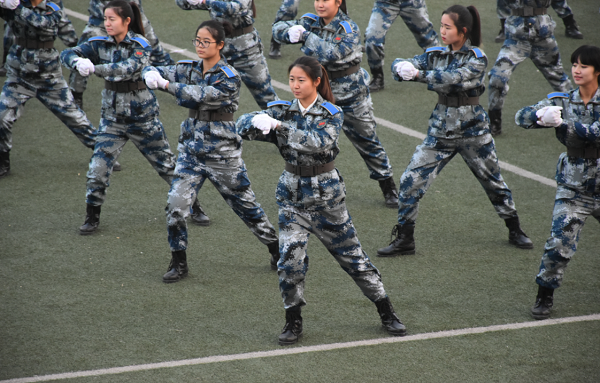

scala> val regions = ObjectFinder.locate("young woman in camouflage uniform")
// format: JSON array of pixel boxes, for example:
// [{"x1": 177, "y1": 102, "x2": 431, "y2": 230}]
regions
[
  {"x1": 377, "y1": 5, "x2": 533, "y2": 257},
  {"x1": 515, "y1": 45, "x2": 600, "y2": 320},
  {"x1": 142, "y1": 19, "x2": 279, "y2": 284},
  {"x1": 237, "y1": 56, "x2": 407, "y2": 346},
  {"x1": 272, "y1": 0, "x2": 399, "y2": 209}
]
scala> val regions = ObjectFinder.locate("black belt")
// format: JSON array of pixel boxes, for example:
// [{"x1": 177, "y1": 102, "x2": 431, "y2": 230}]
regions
[
  {"x1": 328, "y1": 64, "x2": 360, "y2": 79},
  {"x1": 16, "y1": 37, "x2": 54, "y2": 49},
  {"x1": 567, "y1": 147, "x2": 600, "y2": 160},
  {"x1": 285, "y1": 161, "x2": 335, "y2": 177},
  {"x1": 228, "y1": 25, "x2": 254, "y2": 38},
  {"x1": 437, "y1": 95, "x2": 480, "y2": 107},
  {"x1": 511, "y1": 7, "x2": 547, "y2": 16},
  {"x1": 188, "y1": 109, "x2": 234, "y2": 121},
  {"x1": 105, "y1": 80, "x2": 146, "y2": 92}
]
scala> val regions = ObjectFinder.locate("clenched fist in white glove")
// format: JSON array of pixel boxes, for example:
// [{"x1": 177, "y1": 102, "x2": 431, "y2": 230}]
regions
[
  {"x1": 143, "y1": 71, "x2": 161, "y2": 89},
  {"x1": 0, "y1": 0, "x2": 20, "y2": 10},
  {"x1": 74, "y1": 58, "x2": 95, "y2": 77},
  {"x1": 399, "y1": 61, "x2": 418, "y2": 81},
  {"x1": 288, "y1": 25, "x2": 306, "y2": 43},
  {"x1": 187, "y1": 0, "x2": 205, "y2": 5},
  {"x1": 536, "y1": 106, "x2": 563, "y2": 127},
  {"x1": 252, "y1": 114, "x2": 279, "y2": 134}
]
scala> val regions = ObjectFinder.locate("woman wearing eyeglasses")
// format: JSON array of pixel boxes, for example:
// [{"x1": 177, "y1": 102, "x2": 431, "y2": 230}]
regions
[{"x1": 142, "y1": 19, "x2": 279, "y2": 283}]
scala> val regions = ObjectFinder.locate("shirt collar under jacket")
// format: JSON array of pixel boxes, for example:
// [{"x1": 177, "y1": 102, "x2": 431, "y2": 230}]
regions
[
  {"x1": 288, "y1": 94, "x2": 326, "y2": 116},
  {"x1": 438, "y1": 39, "x2": 475, "y2": 56},
  {"x1": 298, "y1": 94, "x2": 319, "y2": 116},
  {"x1": 570, "y1": 87, "x2": 600, "y2": 105},
  {"x1": 198, "y1": 55, "x2": 229, "y2": 75}
]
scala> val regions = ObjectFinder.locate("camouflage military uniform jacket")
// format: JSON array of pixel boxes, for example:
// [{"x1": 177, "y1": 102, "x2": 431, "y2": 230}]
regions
[
  {"x1": 237, "y1": 96, "x2": 345, "y2": 210},
  {"x1": 516, "y1": 88, "x2": 600, "y2": 195},
  {"x1": 392, "y1": 41, "x2": 489, "y2": 139},
  {"x1": 61, "y1": 31, "x2": 156, "y2": 122},
  {"x1": 272, "y1": 11, "x2": 366, "y2": 105},
  {"x1": 143, "y1": 57, "x2": 242, "y2": 161}
]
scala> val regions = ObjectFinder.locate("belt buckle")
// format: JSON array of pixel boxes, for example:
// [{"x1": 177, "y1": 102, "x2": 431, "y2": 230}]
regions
[
  {"x1": 523, "y1": 7, "x2": 533, "y2": 16},
  {"x1": 447, "y1": 98, "x2": 459, "y2": 108},
  {"x1": 299, "y1": 166, "x2": 312, "y2": 177}
]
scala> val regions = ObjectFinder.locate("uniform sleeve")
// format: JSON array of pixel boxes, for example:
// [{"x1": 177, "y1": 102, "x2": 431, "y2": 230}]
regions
[
  {"x1": 60, "y1": 42, "x2": 99, "y2": 70},
  {"x1": 391, "y1": 52, "x2": 429, "y2": 82},
  {"x1": 56, "y1": 3, "x2": 78, "y2": 47},
  {"x1": 205, "y1": 0, "x2": 250, "y2": 15},
  {"x1": 166, "y1": 70, "x2": 241, "y2": 110},
  {"x1": 568, "y1": 113, "x2": 600, "y2": 141},
  {"x1": 143, "y1": 64, "x2": 178, "y2": 83},
  {"x1": 13, "y1": 4, "x2": 61, "y2": 35},
  {"x1": 514, "y1": 98, "x2": 555, "y2": 129},
  {"x1": 236, "y1": 110, "x2": 278, "y2": 143},
  {"x1": 301, "y1": 24, "x2": 360, "y2": 66},
  {"x1": 417, "y1": 53, "x2": 487, "y2": 94},
  {"x1": 176, "y1": 0, "x2": 209, "y2": 10},
  {"x1": 94, "y1": 43, "x2": 151, "y2": 81},
  {"x1": 272, "y1": 19, "x2": 303, "y2": 44},
  {"x1": 278, "y1": 111, "x2": 343, "y2": 153}
]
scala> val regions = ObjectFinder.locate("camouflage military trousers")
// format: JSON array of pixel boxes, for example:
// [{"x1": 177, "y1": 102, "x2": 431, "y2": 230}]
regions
[
  {"x1": 278, "y1": 201, "x2": 388, "y2": 309},
  {"x1": 340, "y1": 96, "x2": 393, "y2": 181},
  {"x1": 365, "y1": 0, "x2": 439, "y2": 71},
  {"x1": 273, "y1": 0, "x2": 301, "y2": 22},
  {"x1": 86, "y1": 117, "x2": 175, "y2": 205},
  {"x1": 488, "y1": 28, "x2": 571, "y2": 111},
  {"x1": 166, "y1": 150, "x2": 278, "y2": 252},
  {"x1": 397, "y1": 134, "x2": 517, "y2": 225},
  {"x1": 536, "y1": 185, "x2": 600, "y2": 289},
  {"x1": 0, "y1": 77, "x2": 96, "y2": 153}
]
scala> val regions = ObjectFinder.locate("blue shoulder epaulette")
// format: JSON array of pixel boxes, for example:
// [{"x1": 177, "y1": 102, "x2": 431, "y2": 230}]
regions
[
  {"x1": 177, "y1": 60, "x2": 196, "y2": 64},
  {"x1": 46, "y1": 2, "x2": 60, "y2": 12},
  {"x1": 471, "y1": 48, "x2": 484, "y2": 58},
  {"x1": 301, "y1": 13, "x2": 318, "y2": 21},
  {"x1": 88, "y1": 36, "x2": 110, "y2": 42},
  {"x1": 267, "y1": 100, "x2": 292, "y2": 108},
  {"x1": 547, "y1": 92, "x2": 569, "y2": 99},
  {"x1": 339, "y1": 21, "x2": 352, "y2": 33},
  {"x1": 220, "y1": 66, "x2": 236, "y2": 78},
  {"x1": 321, "y1": 101, "x2": 340, "y2": 115},
  {"x1": 131, "y1": 36, "x2": 150, "y2": 48},
  {"x1": 426, "y1": 46, "x2": 446, "y2": 53}
]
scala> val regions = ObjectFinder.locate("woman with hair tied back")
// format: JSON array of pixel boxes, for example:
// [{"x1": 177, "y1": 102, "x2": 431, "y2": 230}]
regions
[
  {"x1": 237, "y1": 56, "x2": 407, "y2": 346},
  {"x1": 142, "y1": 20, "x2": 279, "y2": 283},
  {"x1": 377, "y1": 5, "x2": 533, "y2": 258},
  {"x1": 515, "y1": 45, "x2": 600, "y2": 320}
]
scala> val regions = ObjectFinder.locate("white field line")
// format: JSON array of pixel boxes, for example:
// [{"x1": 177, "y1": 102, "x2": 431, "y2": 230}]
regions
[
  {"x1": 3, "y1": 313, "x2": 599, "y2": 383},
  {"x1": 63, "y1": 8, "x2": 557, "y2": 188}
]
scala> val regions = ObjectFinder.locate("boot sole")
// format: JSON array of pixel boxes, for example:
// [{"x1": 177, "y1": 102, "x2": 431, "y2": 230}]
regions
[
  {"x1": 79, "y1": 229, "x2": 98, "y2": 235},
  {"x1": 510, "y1": 240, "x2": 534, "y2": 249},
  {"x1": 163, "y1": 272, "x2": 188, "y2": 284},
  {"x1": 531, "y1": 312, "x2": 551, "y2": 320},
  {"x1": 385, "y1": 327, "x2": 407, "y2": 336},
  {"x1": 377, "y1": 249, "x2": 415, "y2": 257},
  {"x1": 278, "y1": 332, "x2": 302, "y2": 346}
]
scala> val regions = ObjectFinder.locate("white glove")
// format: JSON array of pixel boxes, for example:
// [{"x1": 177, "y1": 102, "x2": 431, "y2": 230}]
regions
[
  {"x1": 1, "y1": 0, "x2": 19, "y2": 10},
  {"x1": 252, "y1": 114, "x2": 279, "y2": 134},
  {"x1": 536, "y1": 106, "x2": 563, "y2": 127},
  {"x1": 288, "y1": 25, "x2": 306, "y2": 43},
  {"x1": 399, "y1": 62, "x2": 418, "y2": 81},
  {"x1": 75, "y1": 58, "x2": 95, "y2": 77},
  {"x1": 187, "y1": 0, "x2": 205, "y2": 5},
  {"x1": 143, "y1": 71, "x2": 161, "y2": 89},
  {"x1": 393, "y1": 62, "x2": 406, "y2": 76},
  {"x1": 156, "y1": 76, "x2": 169, "y2": 90}
]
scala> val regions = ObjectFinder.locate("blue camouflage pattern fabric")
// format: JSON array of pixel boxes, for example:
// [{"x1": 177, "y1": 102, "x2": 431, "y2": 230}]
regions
[
  {"x1": 237, "y1": 96, "x2": 388, "y2": 309},
  {"x1": 144, "y1": 57, "x2": 277, "y2": 251},
  {"x1": 0, "y1": 1, "x2": 96, "y2": 154},
  {"x1": 61, "y1": 31, "x2": 175, "y2": 206},
  {"x1": 176, "y1": 0, "x2": 279, "y2": 110},
  {"x1": 365, "y1": 0, "x2": 439, "y2": 71},
  {"x1": 497, "y1": 0, "x2": 574, "y2": 19},
  {"x1": 516, "y1": 89, "x2": 600, "y2": 289},
  {"x1": 488, "y1": 0, "x2": 572, "y2": 113},
  {"x1": 272, "y1": 10, "x2": 394, "y2": 181},
  {"x1": 391, "y1": 42, "x2": 519, "y2": 225},
  {"x1": 69, "y1": 0, "x2": 174, "y2": 95},
  {"x1": 273, "y1": 0, "x2": 301, "y2": 23}
]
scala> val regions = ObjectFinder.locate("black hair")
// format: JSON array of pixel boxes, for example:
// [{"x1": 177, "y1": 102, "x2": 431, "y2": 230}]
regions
[
  {"x1": 250, "y1": 0, "x2": 256, "y2": 17},
  {"x1": 570, "y1": 45, "x2": 600, "y2": 85},
  {"x1": 442, "y1": 5, "x2": 481, "y2": 47},
  {"x1": 288, "y1": 56, "x2": 335, "y2": 104},
  {"x1": 340, "y1": 0, "x2": 347, "y2": 15},
  {"x1": 196, "y1": 19, "x2": 233, "y2": 49},
  {"x1": 104, "y1": 1, "x2": 145, "y2": 36}
]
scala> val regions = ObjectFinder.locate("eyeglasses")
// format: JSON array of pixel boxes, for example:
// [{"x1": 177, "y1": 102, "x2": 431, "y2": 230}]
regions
[{"x1": 192, "y1": 39, "x2": 217, "y2": 48}]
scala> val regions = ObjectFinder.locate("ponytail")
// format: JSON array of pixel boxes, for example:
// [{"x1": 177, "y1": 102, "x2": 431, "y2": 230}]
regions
[
  {"x1": 442, "y1": 4, "x2": 481, "y2": 47},
  {"x1": 340, "y1": 0, "x2": 347, "y2": 15},
  {"x1": 251, "y1": 0, "x2": 257, "y2": 18},
  {"x1": 288, "y1": 56, "x2": 335, "y2": 104},
  {"x1": 129, "y1": 3, "x2": 145, "y2": 36},
  {"x1": 317, "y1": 65, "x2": 335, "y2": 103},
  {"x1": 104, "y1": 1, "x2": 145, "y2": 37},
  {"x1": 466, "y1": 6, "x2": 481, "y2": 47}
]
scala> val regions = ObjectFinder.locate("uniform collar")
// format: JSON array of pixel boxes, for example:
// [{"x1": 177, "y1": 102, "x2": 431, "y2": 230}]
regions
[
  {"x1": 199, "y1": 56, "x2": 229, "y2": 74},
  {"x1": 571, "y1": 87, "x2": 600, "y2": 105},
  {"x1": 289, "y1": 94, "x2": 326, "y2": 116},
  {"x1": 439, "y1": 39, "x2": 474, "y2": 55},
  {"x1": 105, "y1": 31, "x2": 138, "y2": 45}
]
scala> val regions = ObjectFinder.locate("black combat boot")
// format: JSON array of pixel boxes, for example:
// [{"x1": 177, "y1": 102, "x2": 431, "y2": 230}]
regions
[
  {"x1": 375, "y1": 297, "x2": 407, "y2": 336},
  {"x1": 505, "y1": 216, "x2": 533, "y2": 249},
  {"x1": 267, "y1": 240, "x2": 280, "y2": 271},
  {"x1": 79, "y1": 204, "x2": 101, "y2": 235},
  {"x1": 163, "y1": 250, "x2": 189, "y2": 283},
  {"x1": 73, "y1": 91, "x2": 83, "y2": 110},
  {"x1": 495, "y1": 18, "x2": 506, "y2": 43},
  {"x1": 190, "y1": 199, "x2": 210, "y2": 226},
  {"x1": 489, "y1": 109, "x2": 502, "y2": 136},
  {"x1": 562, "y1": 15, "x2": 583, "y2": 39},
  {"x1": 531, "y1": 285, "x2": 554, "y2": 320},
  {"x1": 369, "y1": 67, "x2": 384, "y2": 92},
  {"x1": 378, "y1": 177, "x2": 399, "y2": 208},
  {"x1": 278, "y1": 307, "x2": 303, "y2": 346},
  {"x1": 269, "y1": 37, "x2": 281, "y2": 59},
  {"x1": 0, "y1": 151, "x2": 10, "y2": 179},
  {"x1": 377, "y1": 224, "x2": 415, "y2": 256}
]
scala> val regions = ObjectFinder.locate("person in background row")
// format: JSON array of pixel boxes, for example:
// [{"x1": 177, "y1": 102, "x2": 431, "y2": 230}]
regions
[
  {"x1": 143, "y1": 19, "x2": 280, "y2": 283},
  {"x1": 0, "y1": 0, "x2": 96, "y2": 180},
  {"x1": 273, "y1": 0, "x2": 400, "y2": 208},
  {"x1": 237, "y1": 55, "x2": 407, "y2": 346},
  {"x1": 494, "y1": 0, "x2": 583, "y2": 43},
  {"x1": 364, "y1": 0, "x2": 440, "y2": 92},
  {"x1": 487, "y1": 0, "x2": 572, "y2": 136},
  {"x1": 269, "y1": 0, "x2": 300, "y2": 59},
  {"x1": 68, "y1": 0, "x2": 174, "y2": 111},
  {"x1": 378, "y1": 4, "x2": 533, "y2": 258},
  {"x1": 176, "y1": 0, "x2": 279, "y2": 110},
  {"x1": 515, "y1": 45, "x2": 600, "y2": 320}
]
